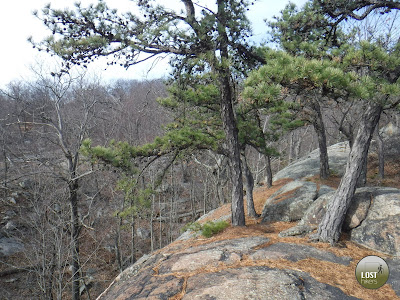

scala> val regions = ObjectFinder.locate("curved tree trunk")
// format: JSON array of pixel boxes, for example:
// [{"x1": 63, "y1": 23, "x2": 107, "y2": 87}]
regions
[{"x1": 312, "y1": 103, "x2": 382, "y2": 244}]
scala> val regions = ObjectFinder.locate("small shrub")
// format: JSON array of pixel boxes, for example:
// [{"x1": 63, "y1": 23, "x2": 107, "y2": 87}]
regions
[
  {"x1": 200, "y1": 220, "x2": 230, "y2": 238},
  {"x1": 181, "y1": 222, "x2": 202, "y2": 233},
  {"x1": 181, "y1": 220, "x2": 230, "y2": 238}
]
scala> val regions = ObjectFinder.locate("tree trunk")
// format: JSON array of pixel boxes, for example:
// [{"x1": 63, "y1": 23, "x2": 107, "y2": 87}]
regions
[
  {"x1": 312, "y1": 103, "x2": 382, "y2": 244},
  {"x1": 265, "y1": 155, "x2": 273, "y2": 188},
  {"x1": 288, "y1": 131, "x2": 294, "y2": 163},
  {"x1": 220, "y1": 77, "x2": 244, "y2": 226},
  {"x1": 47, "y1": 246, "x2": 56, "y2": 300},
  {"x1": 376, "y1": 124, "x2": 385, "y2": 179},
  {"x1": 356, "y1": 154, "x2": 368, "y2": 187},
  {"x1": 2, "y1": 148, "x2": 7, "y2": 195},
  {"x1": 242, "y1": 154, "x2": 259, "y2": 217},
  {"x1": 69, "y1": 180, "x2": 81, "y2": 300},
  {"x1": 310, "y1": 99, "x2": 330, "y2": 179},
  {"x1": 216, "y1": 0, "x2": 245, "y2": 226},
  {"x1": 294, "y1": 131, "x2": 302, "y2": 161},
  {"x1": 214, "y1": 165, "x2": 226, "y2": 205},
  {"x1": 150, "y1": 193, "x2": 155, "y2": 252},
  {"x1": 131, "y1": 215, "x2": 136, "y2": 264},
  {"x1": 115, "y1": 219, "x2": 123, "y2": 272},
  {"x1": 159, "y1": 195, "x2": 162, "y2": 249}
]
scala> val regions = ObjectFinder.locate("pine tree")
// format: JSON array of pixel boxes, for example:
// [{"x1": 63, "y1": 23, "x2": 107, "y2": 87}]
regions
[
  {"x1": 33, "y1": 1, "x2": 266, "y2": 229},
  {"x1": 265, "y1": 2, "x2": 349, "y2": 179},
  {"x1": 246, "y1": 3, "x2": 400, "y2": 244}
]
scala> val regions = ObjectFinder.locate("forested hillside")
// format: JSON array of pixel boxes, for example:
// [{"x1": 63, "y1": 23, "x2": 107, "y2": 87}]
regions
[{"x1": 1, "y1": 0, "x2": 400, "y2": 299}]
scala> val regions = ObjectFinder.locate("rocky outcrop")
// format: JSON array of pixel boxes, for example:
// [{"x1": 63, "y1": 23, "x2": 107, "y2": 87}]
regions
[
  {"x1": 183, "y1": 266, "x2": 358, "y2": 300},
  {"x1": 272, "y1": 142, "x2": 350, "y2": 181},
  {"x1": 279, "y1": 187, "x2": 400, "y2": 256},
  {"x1": 261, "y1": 180, "x2": 334, "y2": 223},
  {"x1": 374, "y1": 122, "x2": 400, "y2": 159},
  {"x1": 261, "y1": 139, "x2": 400, "y2": 257},
  {"x1": 98, "y1": 234, "x2": 368, "y2": 300},
  {"x1": 386, "y1": 258, "x2": 400, "y2": 296},
  {"x1": 261, "y1": 142, "x2": 348, "y2": 230},
  {"x1": 350, "y1": 191, "x2": 400, "y2": 256},
  {"x1": 97, "y1": 139, "x2": 400, "y2": 299}
]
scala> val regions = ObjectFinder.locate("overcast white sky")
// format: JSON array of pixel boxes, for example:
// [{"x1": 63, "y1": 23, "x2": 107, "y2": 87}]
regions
[{"x1": 0, "y1": 0, "x2": 307, "y2": 88}]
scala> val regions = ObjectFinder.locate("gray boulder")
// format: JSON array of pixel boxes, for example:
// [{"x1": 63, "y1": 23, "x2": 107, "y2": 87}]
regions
[
  {"x1": 279, "y1": 191, "x2": 334, "y2": 237},
  {"x1": 261, "y1": 180, "x2": 334, "y2": 223},
  {"x1": 386, "y1": 258, "x2": 400, "y2": 296},
  {"x1": 261, "y1": 180, "x2": 317, "y2": 223},
  {"x1": 280, "y1": 187, "x2": 400, "y2": 256},
  {"x1": 272, "y1": 142, "x2": 350, "y2": 181},
  {"x1": 374, "y1": 122, "x2": 400, "y2": 159},
  {"x1": 351, "y1": 192, "x2": 400, "y2": 256},
  {"x1": 136, "y1": 227, "x2": 151, "y2": 239},
  {"x1": 0, "y1": 236, "x2": 24, "y2": 257}
]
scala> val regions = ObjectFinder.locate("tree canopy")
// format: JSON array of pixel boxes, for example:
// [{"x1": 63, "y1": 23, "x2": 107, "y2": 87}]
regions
[
  {"x1": 33, "y1": 0, "x2": 272, "y2": 227},
  {"x1": 245, "y1": 0, "x2": 400, "y2": 244},
  {"x1": 34, "y1": 0, "x2": 400, "y2": 245}
]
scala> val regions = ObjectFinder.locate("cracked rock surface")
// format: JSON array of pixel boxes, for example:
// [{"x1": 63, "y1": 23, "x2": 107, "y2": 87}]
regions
[
  {"x1": 96, "y1": 140, "x2": 400, "y2": 300},
  {"x1": 98, "y1": 230, "x2": 399, "y2": 300},
  {"x1": 183, "y1": 266, "x2": 358, "y2": 300}
]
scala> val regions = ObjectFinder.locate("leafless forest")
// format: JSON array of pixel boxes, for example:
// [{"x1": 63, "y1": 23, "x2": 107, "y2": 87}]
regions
[{"x1": 0, "y1": 72, "x2": 398, "y2": 299}]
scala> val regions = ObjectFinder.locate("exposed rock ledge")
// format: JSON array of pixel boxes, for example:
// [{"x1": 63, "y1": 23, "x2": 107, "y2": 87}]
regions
[
  {"x1": 97, "y1": 223, "x2": 399, "y2": 299},
  {"x1": 97, "y1": 139, "x2": 400, "y2": 299}
]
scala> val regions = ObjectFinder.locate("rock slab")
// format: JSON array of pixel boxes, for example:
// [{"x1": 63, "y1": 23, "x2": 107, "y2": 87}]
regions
[
  {"x1": 97, "y1": 236, "x2": 366, "y2": 300},
  {"x1": 183, "y1": 267, "x2": 358, "y2": 300},
  {"x1": 272, "y1": 142, "x2": 350, "y2": 181}
]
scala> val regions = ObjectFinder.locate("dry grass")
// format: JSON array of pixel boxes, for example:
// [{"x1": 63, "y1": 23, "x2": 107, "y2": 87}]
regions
[
  {"x1": 306, "y1": 174, "x2": 342, "y2": 189},
  {"x1": 166, "y1": 171, "x2": 400, "y2": 300},
  {"x1": 197, "y1": 178, "x2": 293, "y2": 225},
  {"x1": 367, "y1": 154, "x2": 400, "y2": 189},
  {"x1": 168, "y1": 220, "x2": 399, "y2": 300}
]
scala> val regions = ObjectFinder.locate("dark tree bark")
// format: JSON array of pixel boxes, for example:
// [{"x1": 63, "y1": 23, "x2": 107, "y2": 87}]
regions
[
  {"x1": 311, "y1": 103, "x2": 383, "y2": 244},
  {"x1": 219, "y1": 75, "x2": 244, "y2": 226},
  {"x1": 130, "y1": 215, "x2": 136, "y2": 264},
  {"x1": 216, "y1": 0, "x2": 245, "y2": 226},
  {"x1": 115, "y1": 216, "x2": 123, "y2": 272},
  {"x1": 310, "y1": 99, "x2": 330, "y2": 179},
  {"x1": 69, "y1": 179, "x2": 81, "y2": 300},
  {"x1": 265, "y1": 155, "x2": 273, "y2": 188},
  {"x1": 242, "y1": 154, "x2": 259, "y2": 218},
  {"x1": 288, "y1": 132, "x2": 295, "y2": 163},
  {"x1": 46, "y1": 248, "x2": 56, "y2": 300},
  {"x1": 337, "y1": 105, "x2": 355, "y2": 149},
  {"x1": 317, "y1": 0, "x2": 400, "y2": 22},
  {"x1": 376, "y1": 124, "x2": 385, "y2": 179},
  {"x1": 356, "y1": 155, "x2": 368, "y2": 187}
]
